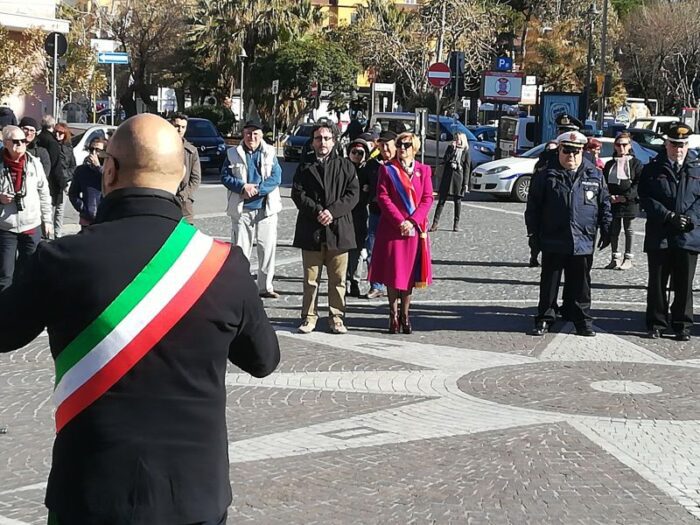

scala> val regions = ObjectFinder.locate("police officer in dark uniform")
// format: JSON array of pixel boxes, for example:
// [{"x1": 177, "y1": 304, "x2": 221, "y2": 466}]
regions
[
  {"x1": 525, "y1": 131, "x2": 612, "y2": 337},
  {"x1": 639, "y1": 122, "x2": 700, "y2": 341}
]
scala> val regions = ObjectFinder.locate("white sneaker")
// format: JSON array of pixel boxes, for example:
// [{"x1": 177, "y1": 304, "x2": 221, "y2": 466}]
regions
[
  {"x1": 298, "y1": 319, "x2": 316, "y2": 334},
  {"x1": 329, "y1": 317, "x2": 348, "y2": 334}
]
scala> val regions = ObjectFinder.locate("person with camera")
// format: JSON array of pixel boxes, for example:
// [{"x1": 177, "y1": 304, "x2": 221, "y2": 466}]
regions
[
  {"x1": 639, "y1": 122, "x2": 700, "y2": 341},
  {"x1": 0, "y1": 125, "x2": 52, "y2": 290}
]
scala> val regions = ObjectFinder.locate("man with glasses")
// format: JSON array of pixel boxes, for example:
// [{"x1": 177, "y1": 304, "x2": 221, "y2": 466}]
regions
[
  {"x1": 222, "y1": 119, "x2": 282, "y2": 299},
  {"x1": 526, "y1": 131, "x2": 612, "y2": 337},
  {"x1": 292, "y1": 122, "x2": 359, "y2": 334},
  {"x1": 0, "y1": 126, "x2": 52, "y2": 290},
  {"x1": 68, "y1": 137, "x2": 107, "y2": 228},
  {"x1": 639, "y1": 122, "x2": 700, "y2": 341},
  {"x1": 169, "y1": 113, "x2": 201, "y2": 222},
  {"x1": 19, "y1": 116, "x2": 51, "y2": 178}
]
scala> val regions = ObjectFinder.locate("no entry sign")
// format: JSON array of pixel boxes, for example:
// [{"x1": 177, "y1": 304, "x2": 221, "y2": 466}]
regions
[{"x1": 427, "y1": 62, "x2": 451, "y2": 89}]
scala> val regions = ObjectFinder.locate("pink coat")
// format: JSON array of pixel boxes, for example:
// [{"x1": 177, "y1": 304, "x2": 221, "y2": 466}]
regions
[{"x1": 367, "y1": 161, "x2": 434, "y2": 290}]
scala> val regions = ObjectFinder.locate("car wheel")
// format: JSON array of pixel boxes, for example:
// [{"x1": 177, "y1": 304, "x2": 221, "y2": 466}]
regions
[{"x1": 512, "y1": 175, "x2": 531, "y2": 203}]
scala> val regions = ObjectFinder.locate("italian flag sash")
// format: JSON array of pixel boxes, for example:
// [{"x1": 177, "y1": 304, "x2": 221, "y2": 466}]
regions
[
  {"x1": 52, "y1": 220, "x2": 230, "y2": 432},
  {"x1": 385, "y1": 160, "x2": 431, "y2": 288}
]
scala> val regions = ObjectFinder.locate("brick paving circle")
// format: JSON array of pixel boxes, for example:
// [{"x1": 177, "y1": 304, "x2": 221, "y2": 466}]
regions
[{"x1": 458, "y1": 362, "x2": 700, "y2": 420}]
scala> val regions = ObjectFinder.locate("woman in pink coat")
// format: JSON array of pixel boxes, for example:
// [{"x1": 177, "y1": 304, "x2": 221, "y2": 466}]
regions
[{"x1": 368, "y1": 131, "x2": 434, "y2": 334}]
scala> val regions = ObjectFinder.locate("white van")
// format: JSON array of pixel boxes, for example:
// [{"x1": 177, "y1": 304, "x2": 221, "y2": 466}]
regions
[{"x1": 630, "y1": 116, "x2": 682, "y2": 136}]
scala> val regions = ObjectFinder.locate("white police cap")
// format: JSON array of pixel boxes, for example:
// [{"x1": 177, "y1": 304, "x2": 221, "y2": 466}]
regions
[{"x1": 556, "y1": 131, "x2": 588, "y2": 147}]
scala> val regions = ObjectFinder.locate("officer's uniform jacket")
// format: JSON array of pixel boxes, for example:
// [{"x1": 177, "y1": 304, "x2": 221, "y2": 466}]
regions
[
  {"x1": 525, "y1": 158, "x2": 612, "y2": 255},
  {"x1": 640, "y1": 150, "x2": 700, "y2": 253},
  {"x1": 0, "y1": 189, "x2": 280, "y2": 524}
]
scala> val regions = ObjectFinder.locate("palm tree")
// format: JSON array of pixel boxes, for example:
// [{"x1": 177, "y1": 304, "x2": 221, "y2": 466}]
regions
[{"x1": 188, "y1": 0, "x2": 323, "y2": 99}]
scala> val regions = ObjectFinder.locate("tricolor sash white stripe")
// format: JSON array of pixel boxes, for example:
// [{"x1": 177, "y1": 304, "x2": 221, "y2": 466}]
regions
[{"x1": 53, "y1": 231, "x2": 213, "y2": 408}]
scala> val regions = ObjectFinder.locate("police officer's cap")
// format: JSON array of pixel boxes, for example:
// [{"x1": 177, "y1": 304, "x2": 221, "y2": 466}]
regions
[
  {"x1": 555, "y1": 113, "x2": 583, "y2": 131},
  {"x1": 664, "y1": 122, "x2": 693, "y2": 143},
  {"x1": 377, "y1": 130, "x2": 397, "y2": 142},
  {"x1": 556, "y1": 131, "x2": 588, "y2": 148}
]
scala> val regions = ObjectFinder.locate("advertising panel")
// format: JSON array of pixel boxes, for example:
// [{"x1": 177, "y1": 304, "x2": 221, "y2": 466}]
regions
[
  {"x1": 540, "y1": 92, "x2": 582, "y2": 144},
  {"x1": 481, "y1": 72, "x2": 524, "y2": 103}
]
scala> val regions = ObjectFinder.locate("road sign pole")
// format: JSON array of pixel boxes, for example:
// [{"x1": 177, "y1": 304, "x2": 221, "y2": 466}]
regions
[
  {"x1": 111, "y1": 63, "x2": 115, "y2": 126},
  {"x1": 52, "y1": 33, "x2": 58, "y2": 118},
  {"x1": 272, "y1": 93, "x2": 278, "y2": 151},
  {"x1": 435, "y1": 88, "x2": 441, "y2": 175}
]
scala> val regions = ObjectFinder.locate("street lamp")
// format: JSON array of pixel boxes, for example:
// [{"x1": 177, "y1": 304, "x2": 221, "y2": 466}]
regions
[
  {"x1": 238, "y1": 47, "x2": 247, "y2": 123},
  {"x1": 583, "y1": 3, "x2": 600, "y2": 119}
]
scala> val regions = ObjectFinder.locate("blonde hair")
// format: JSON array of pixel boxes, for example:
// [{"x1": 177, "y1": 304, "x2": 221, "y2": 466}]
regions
[
  {"x1": 453, "y1": 132, "x2": 468, "y2": 148},
  {"x1": 396, "y1": 132, "x2": 421, "y2": 153}
]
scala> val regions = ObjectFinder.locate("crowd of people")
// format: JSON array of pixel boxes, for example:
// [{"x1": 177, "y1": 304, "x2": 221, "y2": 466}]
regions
[{"x1": 2, "y1": 110, "x2": 700, "y2": 343}]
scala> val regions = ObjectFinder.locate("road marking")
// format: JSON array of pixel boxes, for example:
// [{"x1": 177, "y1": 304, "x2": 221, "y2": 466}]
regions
[
  {"x1": 0, "y1": 516, "x2": 33, "y2": 525},
  {"x1": 0, "y1": 482, "x2": 47, "y2": 495}
]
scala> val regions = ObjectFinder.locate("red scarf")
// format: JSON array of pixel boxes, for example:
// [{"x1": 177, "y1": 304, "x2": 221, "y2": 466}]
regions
[{"x1": 2, "y1": 150, "x2": 25, "y2": 192}]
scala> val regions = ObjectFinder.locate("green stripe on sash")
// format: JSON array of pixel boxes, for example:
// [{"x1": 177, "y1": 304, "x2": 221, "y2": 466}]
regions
[{"x1": 54, "y1": 221, "x2": 196, "y2": 385}]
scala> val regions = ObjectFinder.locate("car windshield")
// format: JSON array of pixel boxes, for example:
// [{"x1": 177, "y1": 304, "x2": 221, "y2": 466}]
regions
[
  {"x1": 295, "y1": 125, "x2": 314, "y2": 137},
  {"x1": 519, "y1": 144, "x2": 545, "y2": 158},
  {"x1": 185, "y1": 120, "x2": 218, "y2": 138}
]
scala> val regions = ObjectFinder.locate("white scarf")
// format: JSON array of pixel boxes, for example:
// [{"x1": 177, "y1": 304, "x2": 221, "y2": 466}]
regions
[{"x1": 609, "y1": 156, "x2": 630, "y2": 184}]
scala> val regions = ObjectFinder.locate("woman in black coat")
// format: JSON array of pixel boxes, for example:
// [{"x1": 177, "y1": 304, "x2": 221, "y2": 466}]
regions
[
  {"x1": 602, "y1": 131, "x2": 643, "y2": 270},
  {"x1": 52, "y1": 123, "x2": 76, "y2": 239},
  {"x1": 346, "y1": 138, "x2": 371, "y2": 297},
  {"x1": 430, "y1": 132, "x2": 471, "y2": 232}
]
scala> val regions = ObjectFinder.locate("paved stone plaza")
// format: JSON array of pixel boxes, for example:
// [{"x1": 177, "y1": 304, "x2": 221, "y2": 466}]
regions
[{"x1": 2, "y1": 179, "x2": 700, "y2": 524}]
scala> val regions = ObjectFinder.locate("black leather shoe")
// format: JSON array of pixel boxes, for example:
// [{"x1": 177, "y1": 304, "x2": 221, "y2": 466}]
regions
[
  {"x1": 675, "y1": 331, "x2": 691, "y2": 342},
  {"x1": 531, "y1": 322, "x2": 548, "y2": 336},
  {"x1": 646, "y1": 329, "x2": 661, "y2": 339},
  {"x1": 529, "y1": 257, "x2": 540, "y2": 268},
  {"x1": 575, "y1": 326, "x2": 596, "y2": 337}
]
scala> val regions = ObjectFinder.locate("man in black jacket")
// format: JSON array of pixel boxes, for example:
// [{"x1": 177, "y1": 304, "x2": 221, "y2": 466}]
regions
[
  {"x1": 292, "y1": 122, "x2": 359, "y2": 334},
  {"x1": 20, "y1": 116, "x2": 51, "y2": 177},
  {"x1": 0, "y1": 114, "x2": 280, "y2": 525},
  {"x1": 639, "y1": 122, "x2": 700, "y2": 341},
  {"x1": 525, "y1": 131, "x2": 612, "y2": 337}
]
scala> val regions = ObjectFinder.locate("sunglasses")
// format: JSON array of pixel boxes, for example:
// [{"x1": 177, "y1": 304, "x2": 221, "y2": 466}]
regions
[
  {"x1": 668, "y1": 141, "x2": 687, "y2": 148},
  {"x1": 89, "y1": 147, "x2": 105, "y2": 153},
  {"x1": 11, "y1": 139, "x2": 28, "y2": 145},
  {"x1": 397, "y1": 141, "x2": 413, "y2": 150},
  {"x1": 561, "y1": 147, "x2": 582, "y2": 155},
  {"x1": 349, "y1": 149, "x2": 365, "y2": 156}
]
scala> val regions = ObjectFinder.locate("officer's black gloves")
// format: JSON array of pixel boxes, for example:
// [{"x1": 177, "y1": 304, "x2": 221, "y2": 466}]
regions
[
  {"x1": 527, "y1": 234, "x2": 539, "y2": 253},
  {"x1": 668, "y1": 212, "x2": 695, "y2": 233},
  {"x1": 597, "y1": 231, "x2": 611, "y2": 250}
]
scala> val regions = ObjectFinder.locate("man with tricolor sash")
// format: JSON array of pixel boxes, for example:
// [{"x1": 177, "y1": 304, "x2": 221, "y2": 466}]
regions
[{"x1": 0, "y1": 114, "x2": 280, "y2": 525}]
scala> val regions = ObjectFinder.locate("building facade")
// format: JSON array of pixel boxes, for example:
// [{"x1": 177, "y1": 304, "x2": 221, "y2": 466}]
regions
[{"x1": 0, "y1": 0, "x2": 69, "y2": 120}]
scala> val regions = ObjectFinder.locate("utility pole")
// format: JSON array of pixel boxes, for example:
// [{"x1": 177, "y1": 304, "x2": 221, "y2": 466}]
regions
[
  {"x1": 583, "y1": 3, "x2": 599, "y2": 119},
  {"x1": 597, "y1": 0, "x2": 609, "y2": 131}
]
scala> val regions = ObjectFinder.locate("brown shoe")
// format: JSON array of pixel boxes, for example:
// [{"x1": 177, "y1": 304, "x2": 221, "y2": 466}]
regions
[
  {"x1": 260, "y1": 290, "x2": 280, "y2": 299},
  {"x1": 298, "y1": 319, "x2": 316, "y2": 334},
  {"x1": 329, "y1": 317, "x2": 348, "y2": 334}
]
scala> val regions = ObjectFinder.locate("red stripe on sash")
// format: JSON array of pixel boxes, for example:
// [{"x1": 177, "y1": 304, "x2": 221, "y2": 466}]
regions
[{"x1": 55, "y1": 241, "x2": 230, "y2": 432}]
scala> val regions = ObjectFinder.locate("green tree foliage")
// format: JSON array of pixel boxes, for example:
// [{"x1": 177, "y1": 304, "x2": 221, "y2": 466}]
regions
[
  {"x1": 250, "y1": 36, "x2": 360, "y2": 130},
  {"x1": 55, "y1": 3, "x2": 108, "y2": 109},
  {"x1": 0, "y1": 27, "x2": 44, "y2": 100},
  {"x1": 188, "y1": 0, "x2": 323, "y2": 99}
]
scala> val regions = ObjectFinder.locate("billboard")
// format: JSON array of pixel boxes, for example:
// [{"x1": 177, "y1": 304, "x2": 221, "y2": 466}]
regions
[
  {"x1": 539, "y1": 92, "x2": 582, "y2": 144},
  {"x1": 481, "y1": 72, "x2": 524, "y2": 103}
]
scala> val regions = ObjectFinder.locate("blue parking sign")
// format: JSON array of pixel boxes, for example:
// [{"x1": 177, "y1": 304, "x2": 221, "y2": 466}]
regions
[{"x1": 495, "y1": 56, "x2": 513, "y2": 72}]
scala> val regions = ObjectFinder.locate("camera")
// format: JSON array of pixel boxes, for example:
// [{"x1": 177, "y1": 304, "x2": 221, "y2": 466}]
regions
[{"x1": 14, "y1": 194, "x2": 24, "y2": 211}]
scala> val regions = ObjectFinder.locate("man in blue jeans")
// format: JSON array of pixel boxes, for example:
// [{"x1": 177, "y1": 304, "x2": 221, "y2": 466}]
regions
[
  {"x1": 0, "y1": 125, "x2": 52, "y2": 290},
  {"x1": 365, "y1": 130, "x2": 396, "y2": 298}
]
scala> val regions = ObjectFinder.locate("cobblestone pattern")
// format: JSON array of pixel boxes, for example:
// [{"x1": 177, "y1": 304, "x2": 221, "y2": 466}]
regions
[
  {"x1": 459, "y1": 362, "x2": 700, "y2": 420},
  {"x1": 226, "y1": 386, "x2": 430, "y2": 441},
  {"x1": 231, "y1": 423, "x2": 697, "y2": 525}
]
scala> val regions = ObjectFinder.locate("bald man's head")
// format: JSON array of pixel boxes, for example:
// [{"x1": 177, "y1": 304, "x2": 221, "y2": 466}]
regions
[{"x1": 102, "y1": 114, "x2": 185, "y2": 196}]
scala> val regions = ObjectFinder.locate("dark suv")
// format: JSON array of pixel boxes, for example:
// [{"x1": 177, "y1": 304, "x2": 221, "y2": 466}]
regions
[{"x1": 184, "y1": 118, "x2": 227, "y2": 171}]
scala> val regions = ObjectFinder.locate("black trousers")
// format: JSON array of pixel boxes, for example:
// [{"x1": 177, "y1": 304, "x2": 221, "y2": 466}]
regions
[
  {"x1": 646, "y1": 248, "x2": 697, "y2": 332},
  {"x1": 536, "y1": 252, "x2": 593, "y2": 328}
]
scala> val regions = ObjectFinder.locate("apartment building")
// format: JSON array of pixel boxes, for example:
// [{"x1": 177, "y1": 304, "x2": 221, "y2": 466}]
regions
[
  {"x1": 310, "y1": 0, "x2": 421, "y2": 28},
  {"x1": 0, "y1": 0, "x2": 69, "y2": 120}
]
